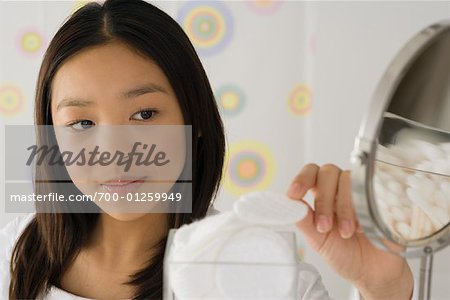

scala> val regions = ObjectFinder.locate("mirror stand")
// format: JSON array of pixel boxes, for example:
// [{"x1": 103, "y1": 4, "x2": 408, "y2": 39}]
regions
[{"x1": 418, "y1": 248, "x2": 433, "y2": 300}]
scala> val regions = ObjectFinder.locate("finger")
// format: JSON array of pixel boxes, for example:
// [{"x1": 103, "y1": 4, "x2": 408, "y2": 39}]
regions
[
  {"x1": 287, "y1": 163, "x2": 320, "y2": 199},
  {"x1": 296, "y1": 201, "x2": 327, "y2": 252},
  {"x1": 356, "y1": 219, "x2": 363, "y2": 233},
  {"x1": 336, "y1": 170, "x2": 356, "y2": 239},
  {"x1": 315, "y1": 164, "x2": 341, "y2": 233}
]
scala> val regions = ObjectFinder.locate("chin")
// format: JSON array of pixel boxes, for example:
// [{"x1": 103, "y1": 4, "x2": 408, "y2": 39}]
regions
[{"x1": 104, "y1": 212, "x2": 148, "y2": 222}]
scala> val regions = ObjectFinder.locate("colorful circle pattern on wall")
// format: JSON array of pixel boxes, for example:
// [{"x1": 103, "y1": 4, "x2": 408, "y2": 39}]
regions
[
  {"x1": 224, "y1": 141, "x2": 276, "y2": 195},
  {"x1": 0, "y1": 84, "x2": 25, "y2": 116},
  {"x1": 178, "y1": 1, "x2": 234, "y2": 56},
  {"x1": 216, "y1": 84, "x2": 245, "y2": 117},
  {"x1": 288, "y1": 83, "x2": 312, "y2": 116},
  {"x1": 17, "y1": 29, "x2": 45, "y2": 55},
  {"x1": 247, "y1": 0, "x2": 283, "y2": 15}
]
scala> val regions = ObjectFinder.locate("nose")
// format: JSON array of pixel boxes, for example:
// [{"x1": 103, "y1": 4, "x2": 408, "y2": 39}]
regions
[{"x1": 88, "y1": 125, "x2": 141, "y2": 180}]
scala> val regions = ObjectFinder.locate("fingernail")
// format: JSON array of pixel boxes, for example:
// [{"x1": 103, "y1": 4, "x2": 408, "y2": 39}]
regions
[
  {"x1": 339, "y1": 220, "x2": 354, "y2": 239},
  {"x1": 316, "y1": 215, "x2": 331, "y2": 233}
]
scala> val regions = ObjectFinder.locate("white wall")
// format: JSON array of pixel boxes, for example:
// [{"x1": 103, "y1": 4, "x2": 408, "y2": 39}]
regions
[{"x1": 296, "y1": 2, "x2": 450, "y2": 299}]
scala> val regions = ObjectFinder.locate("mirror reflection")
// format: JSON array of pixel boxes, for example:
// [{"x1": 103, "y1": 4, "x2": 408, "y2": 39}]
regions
[{"x1": 374, "y1": 113, "x2": 450, "y2": 241}]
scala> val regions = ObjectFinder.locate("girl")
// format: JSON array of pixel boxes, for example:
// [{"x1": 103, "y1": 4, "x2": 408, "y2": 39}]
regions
[{"x1": 1, "y1": 0, "x2": 414, "y2": 299}]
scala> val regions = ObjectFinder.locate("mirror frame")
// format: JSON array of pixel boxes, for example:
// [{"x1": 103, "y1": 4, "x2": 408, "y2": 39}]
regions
[{"x1": 351, "y1": 20, "x2": 450, "y2": 258}]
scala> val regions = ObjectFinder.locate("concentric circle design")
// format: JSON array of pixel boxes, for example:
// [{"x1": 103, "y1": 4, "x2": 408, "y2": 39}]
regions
[
  {"x1": 178, "y1": 1, "x2": 233, "y2": 56},
  {"x1": 224, "y1": 141, "x2": 275, "y2": 195},
  {"x1": 216, "y1": 85, "x2": 245, "y2": 117},
  {"x1": 0, "y1": 85, "x2": 25, "y2": 116},
  {"x1": 18, "y1": 30, "x2": 44, "y2": 54},
  {"x1": 288, "y1": 84, "x2": 312, "y2": 116},
  {"x1": 247, "y1": 0, "x2": 283, "y2": 15}
]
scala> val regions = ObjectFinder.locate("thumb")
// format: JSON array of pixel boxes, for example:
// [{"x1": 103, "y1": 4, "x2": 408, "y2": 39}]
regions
[{"x1": 295, "y1": 200, "x2": 327, "y2": 252}]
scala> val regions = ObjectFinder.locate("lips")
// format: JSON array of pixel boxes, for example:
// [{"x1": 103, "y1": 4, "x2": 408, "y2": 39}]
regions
[{"x1": 101, "y1": 177, "x2": 146, "y2": 195}]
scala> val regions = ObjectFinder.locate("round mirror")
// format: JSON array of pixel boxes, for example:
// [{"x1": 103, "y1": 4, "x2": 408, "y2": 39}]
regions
[{"x1": 351, "y1": 20, "x2": 450, "y2": 258}]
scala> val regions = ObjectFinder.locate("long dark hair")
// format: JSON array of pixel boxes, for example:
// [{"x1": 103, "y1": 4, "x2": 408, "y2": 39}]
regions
[{"x1": 9, "y1": 0, "x2": 225, "y2": 298}]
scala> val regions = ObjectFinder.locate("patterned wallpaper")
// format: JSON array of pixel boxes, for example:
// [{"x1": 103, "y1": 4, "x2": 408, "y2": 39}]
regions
[
  {"x1": 0, "y1": 0, "x2": 314, "y2": 258},
  {"x1": 0, "y1": 0, "x2": 315, "y2": 204}
]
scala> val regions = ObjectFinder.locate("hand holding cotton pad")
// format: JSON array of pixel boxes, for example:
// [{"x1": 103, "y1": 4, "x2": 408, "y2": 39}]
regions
[{"x1": 166, "y1": 191, "x2": 332, "y2": 300}]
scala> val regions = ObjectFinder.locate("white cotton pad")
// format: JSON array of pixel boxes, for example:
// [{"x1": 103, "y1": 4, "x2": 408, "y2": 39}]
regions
[
  {"x1": 169, "y1": 235, "x2": 228, "y2": 300},
  {"x1": 169, "y1": 212, "x2": 248, "y2": 300},
  {"x1": 172, "y1": 211, "x2": 247, "y2": 261},
  {"x1": 169, "y1": 259, "x2": 215, "y2": 299},
  {"x1": 390, "y1": 143, "x2": 426, "y2": 166},
  {"x1": 233, "y1": 191, "x2": 308, "y2": 226},
  {"x1": 187, "y1": 211, "x2": 248, "y2": 246},
  {"x1": 215, "y1": 227, "x2": 297, "y2": 299},
  {"x1": 411, "y1": 140, "x2": 445, "y2": 161},
  {"x1": 171, "y1": 218, "x2": 201, "y2": 251}
]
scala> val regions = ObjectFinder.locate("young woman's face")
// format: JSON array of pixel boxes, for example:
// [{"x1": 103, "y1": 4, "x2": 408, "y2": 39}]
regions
[{"x1": 51, "y1": 41, "x2": 186, "y2": 220}]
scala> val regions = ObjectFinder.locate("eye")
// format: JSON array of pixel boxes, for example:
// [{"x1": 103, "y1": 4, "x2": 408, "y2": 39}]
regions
[
  {"x1": 131, "y1": 109, "x2": 157, "y2": 121},
  {"x1": 67, "y1": 120, "x2": 95, "y2": 131}
]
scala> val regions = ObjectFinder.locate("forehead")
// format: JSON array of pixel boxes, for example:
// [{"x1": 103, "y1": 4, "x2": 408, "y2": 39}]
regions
[{"x1": 51, "y1": 42, "x2": 172, "y2": 102}]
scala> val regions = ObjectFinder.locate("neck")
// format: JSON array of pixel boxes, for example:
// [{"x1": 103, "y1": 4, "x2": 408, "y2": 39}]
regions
[{"x1": 86, "y1": 212, "x2": 169, "y2": 270}]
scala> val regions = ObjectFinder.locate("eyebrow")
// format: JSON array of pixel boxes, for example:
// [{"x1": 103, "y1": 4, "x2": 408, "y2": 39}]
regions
[{"x1": 56, "y1": 83, "x2": 168, "y2": 112}]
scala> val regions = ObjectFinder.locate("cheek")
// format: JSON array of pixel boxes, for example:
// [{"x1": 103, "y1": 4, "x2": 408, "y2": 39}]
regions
[
  {"x1": 144, "y1": 125, "x2": 188, "y2": 181},
  {"x1": 68, "y1": 166, "x2": 98, "y2": 196},
  {"x1": 53, "y1": 127, "x2": 98, "y2": 188}
]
